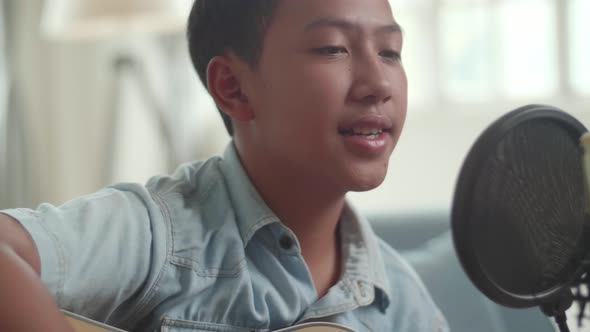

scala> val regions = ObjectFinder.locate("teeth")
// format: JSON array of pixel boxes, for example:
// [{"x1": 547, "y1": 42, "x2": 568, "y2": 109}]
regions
[{"x1": 352, "y1": 128, "x2": 383, "y2": 135}]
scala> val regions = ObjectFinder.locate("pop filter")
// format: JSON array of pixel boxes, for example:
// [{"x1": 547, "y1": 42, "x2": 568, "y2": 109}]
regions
[{"x1": 451, "y1": 104, "x2": 590, "y2": 331}]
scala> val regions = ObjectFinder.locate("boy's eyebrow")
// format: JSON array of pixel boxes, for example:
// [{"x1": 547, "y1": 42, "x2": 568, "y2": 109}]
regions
[{"x1": 303, "y1": 17, "x2": 403, "y2": 34}]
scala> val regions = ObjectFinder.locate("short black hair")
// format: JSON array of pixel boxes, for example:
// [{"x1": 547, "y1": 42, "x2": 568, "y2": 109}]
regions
[{"x1": 187, "y1": 0, "x2": 281, "y2": 136}]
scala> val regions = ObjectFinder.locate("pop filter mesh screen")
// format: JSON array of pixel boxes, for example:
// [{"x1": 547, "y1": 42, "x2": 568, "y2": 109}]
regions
[{"x1": 470, "y1": 118, "x2": 588, "y2": 297}]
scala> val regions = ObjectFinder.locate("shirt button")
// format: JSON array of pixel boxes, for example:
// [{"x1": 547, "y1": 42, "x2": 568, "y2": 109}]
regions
[
  {"x1": 279, "y1": 235, "x2": 294, "y2": 250},
  {"x1": 358, "y1": 281, "x2": 367, "y2": 297}
]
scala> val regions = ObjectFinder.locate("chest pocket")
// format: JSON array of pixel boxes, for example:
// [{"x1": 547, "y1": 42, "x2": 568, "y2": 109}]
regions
[{"x1": 159, "y1": 318, "x2": 257, "y2": 332}]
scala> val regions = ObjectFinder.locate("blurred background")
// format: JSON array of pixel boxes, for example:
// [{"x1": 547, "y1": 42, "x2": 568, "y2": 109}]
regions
[
  {"x1": 0, "y1": 0, "x2": 588, "y2": 212},
  {"x1": 0, "y1": 0, "x2": 589, "y2": 331}
]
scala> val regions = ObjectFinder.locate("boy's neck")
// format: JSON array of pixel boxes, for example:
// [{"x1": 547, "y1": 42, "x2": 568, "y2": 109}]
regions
[
  {"x1": 235, "y1": 142, "x2": 345, "y2": 297},
  {"x1": 260, "y1": 179, "x2": 345, "y2": 298},
  {"x1": 234, "y1": 141, "x2": 347, "y2": 234},
  {"x1": 250, "y1": 159, "x2": 345, "y2": 249}
]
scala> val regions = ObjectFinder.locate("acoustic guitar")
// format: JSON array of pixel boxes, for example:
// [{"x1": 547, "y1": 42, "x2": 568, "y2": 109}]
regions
[{"x1": 63, "y1": 310, "x2": 357, "y2": 332}]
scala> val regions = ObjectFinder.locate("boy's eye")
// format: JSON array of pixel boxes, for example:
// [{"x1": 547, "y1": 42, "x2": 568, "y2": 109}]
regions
[
  {"x1": 380, "y1": 50, "x2": 402, "y2": 61},
  {"x1": 313, "y1": 46, "x2": 348, "y2": 55}
]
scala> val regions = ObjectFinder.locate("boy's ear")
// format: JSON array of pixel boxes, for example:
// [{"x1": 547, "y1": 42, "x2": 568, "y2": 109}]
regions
[{"x1": 207, "y1": 55, "x2": 254, "y2": 121}]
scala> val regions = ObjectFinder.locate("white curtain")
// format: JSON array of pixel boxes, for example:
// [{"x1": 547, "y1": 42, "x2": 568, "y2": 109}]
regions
[
  {"x1": 0, "y1": 3, "x2": 5, "y2": 114},
  {"x1": 0, "y1": 1, "x2": 28, "y2": 209},
  {"x1": 0, "y1": 0, "x2": 7, "y2": 208}
]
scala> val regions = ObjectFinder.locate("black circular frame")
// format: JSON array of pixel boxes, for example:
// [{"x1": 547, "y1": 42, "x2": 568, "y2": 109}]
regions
[{"x1": 452, "y1": 104, "x2": 589, "y2": 308}]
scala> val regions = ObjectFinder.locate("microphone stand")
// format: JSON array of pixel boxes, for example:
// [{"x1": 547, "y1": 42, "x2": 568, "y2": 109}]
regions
[
  {"x1": 541, "y1": 295, "x2": 573, "y2": 332},
  {"x1": 573, "y1": 273, "x2": 589, "y2": 328}
]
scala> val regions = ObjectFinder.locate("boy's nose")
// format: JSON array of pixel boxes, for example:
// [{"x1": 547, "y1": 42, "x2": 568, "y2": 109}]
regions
[{"x1": 349, "y1": 56, "x2": 393, "y2": 105}]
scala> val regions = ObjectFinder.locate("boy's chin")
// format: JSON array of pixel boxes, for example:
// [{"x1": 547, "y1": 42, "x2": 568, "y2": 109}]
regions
[
  {"x1": 343, "y1": 162, "x2": 389, "y2": 192},
  {"x1": 347, "y1": 174, "x2": 387, "y2": 192}
]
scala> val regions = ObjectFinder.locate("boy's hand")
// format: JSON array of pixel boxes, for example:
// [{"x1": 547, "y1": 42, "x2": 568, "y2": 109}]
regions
[{"x1": 0, "y1": 214, "x2": 75, "y2": 331}]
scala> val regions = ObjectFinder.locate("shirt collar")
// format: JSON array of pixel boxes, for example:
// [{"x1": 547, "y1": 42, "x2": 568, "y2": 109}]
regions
[
  {"x1": 219, "y1": 141, "x2": 391, "y2": 310},
  {"x1": 219, "y1": 142, "x2": 280, "y2": 246},
  {"x1": 340, "y1": 201, "x2": 392, "y2": 311}
]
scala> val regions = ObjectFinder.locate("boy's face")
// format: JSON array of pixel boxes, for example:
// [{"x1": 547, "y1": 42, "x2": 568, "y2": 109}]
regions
[{"x1": 239, "y1": 0, "x2": 407, "y2": 193}]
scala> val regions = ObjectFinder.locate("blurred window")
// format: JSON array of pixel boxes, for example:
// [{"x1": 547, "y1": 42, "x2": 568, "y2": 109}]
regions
[
  {"x1": 393, "y1": 0, "x2": 589, "y2": 109},
  {"x1": 349, "y1": 0, "x2": 590, "y2": 213},
  {"x1": 569, "y1": 0, "x2": 590, "y2": 96}
]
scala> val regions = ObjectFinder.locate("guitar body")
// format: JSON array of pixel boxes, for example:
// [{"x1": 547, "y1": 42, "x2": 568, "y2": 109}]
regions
[
  {"x1": 66, "y1": 317, "x2": 111, "y2": 332},
  {"x1": 63, "y1": 311, "x2": 125, "y2": 332},
  {"x1": 272, "y1": 322, "x2": 356, "y2": 331},
  {"x1": 63, "y1": 311, "x2": 357, "y2": 332}
]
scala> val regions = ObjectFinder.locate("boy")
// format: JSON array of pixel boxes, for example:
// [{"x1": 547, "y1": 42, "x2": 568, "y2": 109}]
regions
[{"x1": 0, "y1": 0, "x2": 448, "y2": 331}]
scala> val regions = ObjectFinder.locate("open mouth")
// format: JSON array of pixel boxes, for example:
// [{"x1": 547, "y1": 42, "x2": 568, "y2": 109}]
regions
[{"x1": 338, "y1": 128, "x2": 390, "y2": 139}]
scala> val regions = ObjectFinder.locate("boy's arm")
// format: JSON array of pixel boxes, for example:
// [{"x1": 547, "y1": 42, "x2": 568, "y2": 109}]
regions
[{"x1": 0, "y1": 214, "x2": 74, "y2": 332}]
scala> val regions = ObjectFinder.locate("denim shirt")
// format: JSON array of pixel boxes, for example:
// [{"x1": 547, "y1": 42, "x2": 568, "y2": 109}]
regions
[{"x1": 1, "y1": 143, "x2": 448, "y2": 332}]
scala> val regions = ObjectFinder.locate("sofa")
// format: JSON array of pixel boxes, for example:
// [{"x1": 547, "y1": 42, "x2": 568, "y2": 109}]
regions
[{"x1": 368, "y1": 210, "x2": 555, "y2": 332}]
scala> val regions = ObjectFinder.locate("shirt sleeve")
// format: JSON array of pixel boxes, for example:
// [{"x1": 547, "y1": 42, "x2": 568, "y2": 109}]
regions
[{"x1": 0, "y1": 184, "x2": 169, "y2": 326}]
